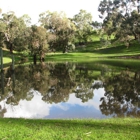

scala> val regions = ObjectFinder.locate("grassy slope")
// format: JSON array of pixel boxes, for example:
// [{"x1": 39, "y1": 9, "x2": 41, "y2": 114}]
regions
[
  {"x1": 1, "y1": 49, "x2": 27, "y2": 65},
  {"x1": 1, "y1": 40, "x2": 140, "y2": 63},
  {"x1": 46, "y1": 40, "x2": 140, "y2": 62},
  {"x1": 0, "y1": 118, "x2": 140, "y2": 140}
]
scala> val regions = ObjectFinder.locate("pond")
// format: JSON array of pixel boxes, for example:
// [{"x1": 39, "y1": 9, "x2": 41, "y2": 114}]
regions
[{"x1": 0, "y1": 59, "x2": 140, "y2": 119}]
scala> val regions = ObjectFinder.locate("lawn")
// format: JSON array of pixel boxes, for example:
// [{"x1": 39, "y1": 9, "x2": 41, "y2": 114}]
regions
[
  {"x1": 1, "y1": 40, "x2": 140, "y2": 64},
  {"x1": 45, "y1": 40, "x2": 140, "y2": 62},
  {"x1": 0, "y1": 118, "x2": 139, "y2": 140}
]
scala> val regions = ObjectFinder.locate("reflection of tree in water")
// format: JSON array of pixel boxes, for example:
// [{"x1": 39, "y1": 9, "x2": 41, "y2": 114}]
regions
[
  {"x1": 42, "y1": 63, "x2": 76, "y2": 103},
  {"x1": 0, "y1": 63, "x2": 77, "y2": 105},
  {"x1": 0, "y1": 62, "x2": 109, "y2": 111},
  {"x1": 0, "y1": 62, "x2": 107, "y2": 106},
  {"x1": 73, "y1": 66, "x2": 94, "y2": 102},
  {"x1": 2, "y1": 62, "x2": 54, "y2": 105},
  {"x1": 0, "y1": 65, "x2": 34, "y2": 105},
  {"x1": 74, "y1": 84, "x2": 93, "y2": 103},
  {"x1": 42, "y1": 63, "x2": 97, "y2": 103},
  {"x1": 28, "y1": 62, "x2": 50, "y2": 94},
  {"x1": 0, "y1": 105, "x2": 6, "y2": 118},
  {"x1": 1, "y1": 62, "x2": 140, "y2": 118},
  {"x1": 100, "y1": 70, "x2": 140, "y2": 117}
]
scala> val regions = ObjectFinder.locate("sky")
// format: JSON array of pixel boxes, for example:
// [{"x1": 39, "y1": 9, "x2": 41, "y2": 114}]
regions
[
  {"x1": 0, "y1": 0, "x2": 102, "y2": 24},
  {"x1": 0, "y1": 88, "x2": 106, "y2": 118}
]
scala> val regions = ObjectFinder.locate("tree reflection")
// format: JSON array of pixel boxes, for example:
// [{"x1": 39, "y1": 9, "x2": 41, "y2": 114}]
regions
[
  {"x1": 1, "y1": 62, "x2": 140, "y2": 118},
  {"x1": 0, "y1": 70, "x2": 4, "y2": 94},
  {"x1": 74, "y1": 86, "x2": 93, "y2": 103},
  {"x1": 0, "y1": 62, "x2": 96, "y2": 106},
  {"x1": 100, "y1": 70, "x2": 140, "y2": 117},
  {"x1": 0, "y1": 64, "x2": 33, "y2": 105},
  {"x1": 0, "y1": 105, "x2": 6, "y2": 118},
  {"x1": 73, "y1": 66, "x2": 94, "y2": 102},
  {"x1": 42, "y1": 63, "x2": 76, "y2": 103}
]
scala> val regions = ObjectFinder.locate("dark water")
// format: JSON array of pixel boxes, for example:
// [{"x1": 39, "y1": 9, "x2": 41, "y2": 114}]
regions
[{"x1": 0, "y1": 60, "x2": 140, "y2": 118}]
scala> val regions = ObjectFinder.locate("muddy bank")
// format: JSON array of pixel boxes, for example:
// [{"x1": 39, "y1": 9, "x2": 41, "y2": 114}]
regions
[{"x1": 113, "y1": 55, "x2": 140, "y2": 59}]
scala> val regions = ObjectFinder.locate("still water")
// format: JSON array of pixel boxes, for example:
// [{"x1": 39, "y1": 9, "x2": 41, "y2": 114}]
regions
[{"x1": 0, "y1": 60, "x2": 140, "y2": 118}]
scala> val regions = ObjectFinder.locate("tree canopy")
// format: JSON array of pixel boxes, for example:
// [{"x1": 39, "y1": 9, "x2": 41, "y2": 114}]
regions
[
  {"x1": 39, "y1": 11, "x2": 76, "y2": 53},
  {"x1": 98, "y1": 0, "x2": 140, "y2": 46}
]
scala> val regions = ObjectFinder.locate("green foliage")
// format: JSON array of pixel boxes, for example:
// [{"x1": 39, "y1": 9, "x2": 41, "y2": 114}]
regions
[
  {"x1": 29, "y1": 25, "x2": 49, "y2": 55},
  {"x1": 1, "y1": 6, "x2": 140, "y2": 62},
  {"x1": 98, "y1": 0, "x2": 140, "y2": 47},
  {"x1": 0, "y1": 11, "x2": 32, "y2": 53},
  {"x1": 39, "y1": 11, "x2": 76, "y2": 53},
  {"x1": 72, "y1": 10, "x2": 93, "y2": 44}
]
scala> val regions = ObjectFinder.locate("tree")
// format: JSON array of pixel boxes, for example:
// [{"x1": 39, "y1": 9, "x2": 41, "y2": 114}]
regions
[
  {"x1": 120, "y1": 10, "x2": 140, "y2": 42},
  {"x1": 72, "y1": 10, "x2": 93, "y2": 44},
  {"x1": 91, "y1": 21, "x2": 102, "y2": 30},
  {"x1": 0, "y1": 11, "x2": 30, "y2": 53},
  {"x1": 13, "y1": 15, "x2": 32, "y2": 52},
  {"x1": 0, "y1": 11, "x2": 20, "y2": 52},
  {"x1": 98, "y1": 0, "x2": 140, "y2": 46},
  {"x1": 39, "y1": 11, "x2": 76, "y2": 53},
  {"x1": 29, "y1": 25, "x2": 48, "y2": 64}
]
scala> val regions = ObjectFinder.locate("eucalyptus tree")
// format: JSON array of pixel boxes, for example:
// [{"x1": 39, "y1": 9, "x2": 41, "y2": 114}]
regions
[
  {"x1": 98, "y1": 0, "x2": 140, "y2": 46},
  {"x1": 90, "y1": 21, "x2": 104, "y2": 44},
  {"x1": 118, "y1": 9, "x2": 140, "y2": 43},
  {"x1": 91, "y1": 21, "x2": 102, "y2": 30},
  {"x1": 72, "y1": 9, "x2": 93, "y2": 45},
  {"x1": 20, "y1": 14, "x2": 31, "y2": 27},
  {"x1": 0, "y1": 11, "x2": 30, "y2": 53},
  {"x1": 12, "y1": 15, "x2": 32, "y2": 52},
  {"x1": 0, "y1": 11, "x2": 20, "y2": 52},
  {"x1": 129, "y1": 10, "x2": 140, "y2": 41},
  {"x1": 0, "y1": 12, "x2": 14, "y2": 51},
  {"x1": 28, "y1": 25, "x2": 48, "y2": 64},
  {"x1": 39, "y1": 11, "x2": 76, "y2": 53}
]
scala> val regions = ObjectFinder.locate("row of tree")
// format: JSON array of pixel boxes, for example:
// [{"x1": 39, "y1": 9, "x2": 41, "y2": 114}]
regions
[
  {"x1": 0, "y1": 9, "x2": 100, "y2": 61},
  {"x1": 1, "y1": 0, "x2": 140, "y2": 60}
]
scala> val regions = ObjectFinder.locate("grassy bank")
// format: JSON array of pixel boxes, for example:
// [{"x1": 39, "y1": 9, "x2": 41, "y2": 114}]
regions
[
  {"x1": 0, "y1": 118, "x2": 140, "y2": 140},
  {"x1": 1, "y1": 40, "x2": 140, "y2": 64},
  {"x1": 46, "y1": 40, "x2": 140, "y2": 61}
]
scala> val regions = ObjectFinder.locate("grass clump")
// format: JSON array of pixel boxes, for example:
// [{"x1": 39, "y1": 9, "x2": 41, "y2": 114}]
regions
[{"x1": 0, "y1": 118, "x2": 140, "y2": 140}]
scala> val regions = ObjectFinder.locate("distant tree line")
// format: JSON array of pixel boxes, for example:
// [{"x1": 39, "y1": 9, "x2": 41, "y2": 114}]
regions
[
  {"x1": 0, "y1": 8, "x2": 101, "y2": 61},
  {"x1": 1, "y1": 0, "x2": 139, "y2": 61}
]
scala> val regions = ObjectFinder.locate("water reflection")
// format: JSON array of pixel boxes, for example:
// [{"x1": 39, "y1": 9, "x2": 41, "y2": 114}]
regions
[
  {"x1": 0, "y1": 61, "x2": 140, "y2": 118},
  {"x1": 100, "y1": 70, "x2": 140, "y2": 117}
]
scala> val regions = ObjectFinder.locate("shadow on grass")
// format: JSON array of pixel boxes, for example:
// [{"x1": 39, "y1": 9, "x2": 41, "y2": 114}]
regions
[{"x1": 0, "y1": 118, "x2": 140, "y2": 134}]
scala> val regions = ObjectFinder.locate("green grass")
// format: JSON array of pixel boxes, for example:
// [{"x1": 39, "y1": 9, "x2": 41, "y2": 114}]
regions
[
  {"x1": 1, "y1": 40, "x2": 140, "y2": 64},
  {"x1": 3, "y1": 57, "x2": 12, "y2": 63},
  {"x1": 1, "y1": 48, "x2": 28, "y2": 65},
  {"x1": 45, "y1": 40, "x2": 140, "y2": 62},
  {"x1": 0, "y1": 118, "x2": 140, "y2": 140}
]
